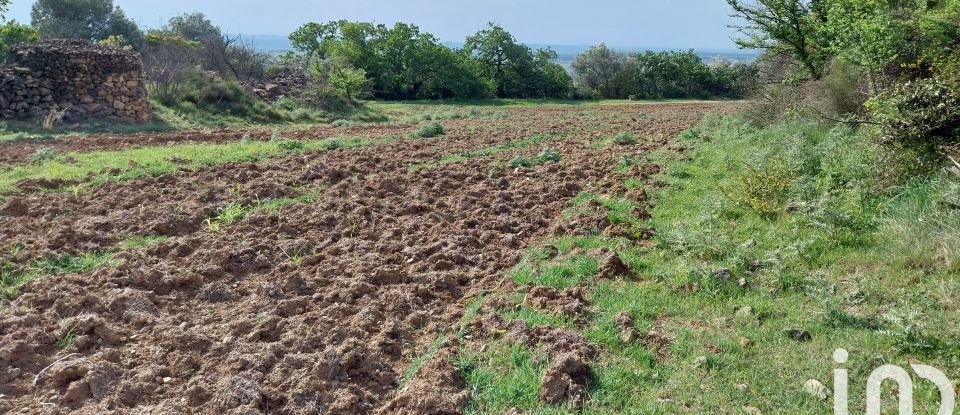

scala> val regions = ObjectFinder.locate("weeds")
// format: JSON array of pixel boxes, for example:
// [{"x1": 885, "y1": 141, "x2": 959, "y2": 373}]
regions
[
  {"x1": 56, "y1": 324, "x2": 79, "y2": 350},
  {"x1": 413, "y1": 122, "x2": 445, "y2": 138},
  {"x1": 119, "y1": 235, "x2": 169, "y2": 250},
  {"x1": 0, "y1": 134, "x2": 396, "y2": 195},
  {"x1": 1, "y1": 252, "x2": 118, "y2": 301},
  {"x1": 40, "y1": 108, "x2": 67, "y2": 131},
  {"x1": 410, "y1": 133, "x2": 566, "y2": 170},
  {"x1": 612, "y1": 132, "x2": 638, "y2": 145},
  {"x1": 720, "y1": 162, "x2": 794, "y2": 217},
  {"x1": 276, "y1": 140, "x2": 305, "y2": 152},
  {"x1": 31, "y1": 147, "x2": 59, "y2": 164},
  {"x1": 467, "y1": 114, "x2": 960, "y2": 413},
  {"x1": 508, "y1": 148, "x2": 562, "y2": 169}
]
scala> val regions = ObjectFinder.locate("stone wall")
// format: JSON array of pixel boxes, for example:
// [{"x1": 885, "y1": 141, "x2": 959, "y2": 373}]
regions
[{"x1": 0, "y1": 39, "x2": 151, "y2": 123}]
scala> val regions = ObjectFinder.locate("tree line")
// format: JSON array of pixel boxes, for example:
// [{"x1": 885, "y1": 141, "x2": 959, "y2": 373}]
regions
[
  {"x1": 0, "y1": 0, "x2": 758, "y2": 110},
  {"x1": 726, "y1": 0, "x2": 960, "y2": 157}
]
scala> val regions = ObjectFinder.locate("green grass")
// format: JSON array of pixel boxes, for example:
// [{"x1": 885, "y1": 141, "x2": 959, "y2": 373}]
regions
[
  {"x1": 0, "y1": 135, "x2": 396, "y2": 196},
  {"x1": 507, "y1": 148, "x2": 562, "y2": 169},
  {"x1": 205, "y1": 191, "x2": 322, "y2": 232},
  {"x1": 118, "y1": 235, "x2": 170, "y2": 250},
  {"x1": 0, "y1": 96, "x2": 389, "y2": 143},
  {"x1": 465, "y1": 115, "x2": 960, "y2": 413},
  {"x1": 409, "y1": 133, "x2": 567, "y2": 170},
  {"x1": 1, "y1": 252, "x2": 119, "y2": 301}
]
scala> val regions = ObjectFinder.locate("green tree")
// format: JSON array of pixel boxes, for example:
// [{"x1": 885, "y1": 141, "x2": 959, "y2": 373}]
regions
[
  {"x1": 0, "y1": 21, "x2": 39, "y2": 61},
  {"x1": 289, "y1": 21, "x2": 339, "y2": 57},
  {"x1": 326, "y1": 56, "x2": 370, "y2": 100},
  {"x1": 571, "y1": 43, "x2": 632, "y2": 98},
  {"x1": 823, "y1": 0, "x2": 912, "y2": 89},
  {"x1": 633, "y1": 50, "x2": 716, "y2": 99},
  {"x1": 30, "y1": 0, "x2": 142, "y2": 46},
  {"x1": 531, "y1": 48, "x2": 573, "y2": 98},
  {"x1": 167, "y1": 12, "x2": 221, "y2": 42},
  {"x1": 419, "y1": 44, "x2": 488, "y2": 99},
  {"x1": 726, "y1": 0, "x2": 827, "y2": 80},
  {"x1": 1, "y1": 0, "x2": 10, "y2": 21},
  {"x1": 464, "y1": 23, "x2": 535, "y2": 98}
]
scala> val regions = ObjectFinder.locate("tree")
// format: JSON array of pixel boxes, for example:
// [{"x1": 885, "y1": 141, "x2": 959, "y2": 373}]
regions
[
  {"x1": 419, "y1": 44, "x2": 488, "y2": 99},
  {"x1": 167, "y1": 12, "x2": 220, "y2": 42},
  {"x1": 823, "y1": 0, "x2": 914, "y2": 90},
  {"x1": 30, "y1": 0, "x2": 142, "y2": 46},
  {"x1": 141, "y1": 31, "x2": 200, "y2": 104},
  {"x1": 531, "y1": 48, "x2": 573, "y2": 98},
  {"x1": 289, "y1": 21, "x2": 340, "y2": 58},
  {"x1": 726, "y1": 0, "x2": 827, "y2": 80},
  {"x1": 0, "y1": 0, "x2": 10, "y2": 21},
  {"x1": 326, "y1": 56, "x2": 370, "y2": 100},
  {"x1": 464, "y1": 23, "x2": 534, "y2": 97},
  {"x1": 164, "y1": 13, "x2": 268, "y2": 84},
  {"x1": 0, "y1": 21, "x2": 39, "y2": 61},
  {"x1": 572, "y1": 43, "x2": 632, "y2": 98}
]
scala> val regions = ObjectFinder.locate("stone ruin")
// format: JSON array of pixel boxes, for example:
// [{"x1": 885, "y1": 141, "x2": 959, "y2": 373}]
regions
[{"x1": 0, "y1": 39, "x2": 151, "y2": 123}]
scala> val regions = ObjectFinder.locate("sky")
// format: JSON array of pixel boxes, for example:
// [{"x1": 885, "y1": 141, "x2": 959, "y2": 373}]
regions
[{"x1": 3, "y1": 0, "x2": 742, "y2": 50}]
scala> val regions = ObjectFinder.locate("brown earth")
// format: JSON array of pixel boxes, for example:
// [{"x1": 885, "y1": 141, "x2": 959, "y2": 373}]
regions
[{"x1": 0, "y1": 102, "x2": 738, "y2": 414}]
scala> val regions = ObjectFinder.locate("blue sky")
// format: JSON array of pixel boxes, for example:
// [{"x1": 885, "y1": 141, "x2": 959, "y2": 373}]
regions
[{"x1": 4, "y1": 0, "x2": 742, "y2": 50}]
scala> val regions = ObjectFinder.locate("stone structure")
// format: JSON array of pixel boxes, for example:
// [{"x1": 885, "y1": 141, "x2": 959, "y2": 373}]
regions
[{"x1": 0, "y1": 40, "x2": 151, "y2": 123}]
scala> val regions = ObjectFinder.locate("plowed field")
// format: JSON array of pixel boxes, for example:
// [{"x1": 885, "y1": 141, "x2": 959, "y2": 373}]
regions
[{"x1": 0, "y1": 102, "x2": 737, "y2": 414}]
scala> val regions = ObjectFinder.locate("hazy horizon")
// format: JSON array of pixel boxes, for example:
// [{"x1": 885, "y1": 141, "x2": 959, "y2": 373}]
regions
[{"x1": 3, "y1": 0, "x2": 744, "y2": 51}]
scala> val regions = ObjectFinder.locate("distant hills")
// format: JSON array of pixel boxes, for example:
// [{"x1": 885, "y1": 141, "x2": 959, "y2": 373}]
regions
[{"x1": 243, "y1": 34, "x2": 758, "y2": 65}]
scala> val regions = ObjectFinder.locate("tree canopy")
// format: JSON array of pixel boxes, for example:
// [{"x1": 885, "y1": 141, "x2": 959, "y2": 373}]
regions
[
  {"x1": 289, "y1": 20, "x2": 571, "y2": 100},
  {"x1": 30, "y1": 0, "x2": 142, "y2": 47},
  {"x1": 0, "y1": 21, "x2": 39, "y2": 61}
]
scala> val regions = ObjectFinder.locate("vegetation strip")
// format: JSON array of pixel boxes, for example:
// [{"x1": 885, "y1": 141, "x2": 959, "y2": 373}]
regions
[
  {"x1": 0, "y1": 252, "x2": 119, "y2": 302},
  {"x1": 0, "y1": 135, "x2": 398, "y2": 196},
  {"x1": 408, "y1": 132, "x2": 568, "y2": 171}
]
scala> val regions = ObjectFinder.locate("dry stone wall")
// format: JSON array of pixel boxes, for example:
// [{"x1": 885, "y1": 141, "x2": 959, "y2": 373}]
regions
[{"x1": 0, "y1": 40, "x2": 151, "y2": 123}]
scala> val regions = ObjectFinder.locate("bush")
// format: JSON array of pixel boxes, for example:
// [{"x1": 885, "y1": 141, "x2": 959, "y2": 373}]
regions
[
  {"x1": 537, "y1": 148, "x2": 561, "y2": 163},
  {"x1": 413, "y1": 122, "x2": 445, "y2": 138},
  {"x1": 31, "y1": 147, "x2": 58, "y2": 164},
  {"x1": 508, "y1": 156, "x2": 532, "y2": 168},
  {"x1": 508, "y1": 149, "x2": 561, "y2": 169},
  {"x1": 868, "y1": 78, "x2": 960, "y2": 154},
  {"x1": 174, "y1": 71, "x2": 287, "y2": 123},
  {"x1": 722, "y1": 163, "x2": 794, "y2": 217}
]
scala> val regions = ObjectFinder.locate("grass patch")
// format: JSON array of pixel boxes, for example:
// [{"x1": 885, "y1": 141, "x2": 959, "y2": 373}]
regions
[
  {"x1": 204, "y1": 191, "x2": 322, "y2": 232},
  {"x1": 1, "y1": 252, "x2": 119, "y2": 301},
  {"x1": 465, "y1": 114, "x2": 960, "y2": 413},
  {"x1": 507, "y1": 148, "x2": 562, "y2": 169},
  {"x1": 611, "y1": 132, "x2": 638, "y2": 145},
  {"x1": 409, "y1": 133, "x2": 566, "y2": 170},
  {"x1": 0, "y1": 135, "x2": 396, "y2": 197},
  {"x1": 118, "y1": 235, "x2": 170, "y2": 250},
  {"x1": 413, "y1": 122, "x2": 445, "y2": 138}
]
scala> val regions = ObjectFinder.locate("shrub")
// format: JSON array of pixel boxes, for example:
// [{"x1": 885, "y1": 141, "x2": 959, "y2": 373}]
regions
[
  {"x1": 414, "y1": 122, "x2": 445, "y2": 138},
  {"x1": 537, "y1": 148, "x2": 561, "y2": 163},
  {"x1": 868, "y1": 78, "x2": 960, "y2": 155},
  {"x1": 722, "y1": 163, "x2": 794, "y2": 217},
  {"x1": 508, "y1": 156, "x2": 532, "y2": 168},
  {"x1": 508, "y1": 149, "x2": 561, "y2": 169}
]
